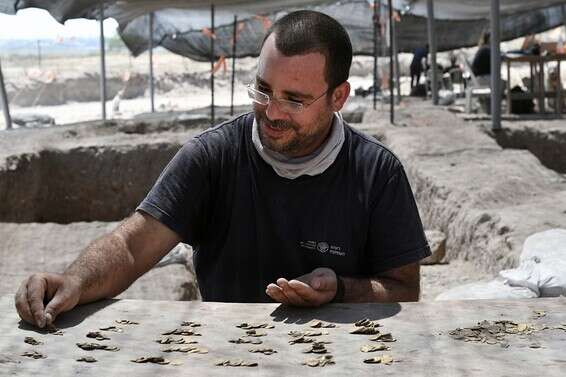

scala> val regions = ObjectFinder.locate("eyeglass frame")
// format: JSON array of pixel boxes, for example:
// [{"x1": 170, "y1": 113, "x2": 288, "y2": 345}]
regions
[{"x1": 246, "y1": 82, "x2": 334, "y2": 114}]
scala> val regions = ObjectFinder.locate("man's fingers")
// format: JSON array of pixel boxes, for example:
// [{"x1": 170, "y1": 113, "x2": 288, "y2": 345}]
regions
[
  {"x1": 14, "y1": 281, "x2": 34, "y2": 325},
  {"x1": 310, "y1": 275, "x2": 335, "y2": 292},
  {"x1": 44, "y1": 312, "x2": 53, "y2": 326},
  {"x1": 268, "y1": 272, "x2": 336, "y2": 307},
  {"x1": 45, "y1": 274, "x2": 82, "y2": 324},
  {"x1": 15, "y1": 273, "x2": 81, "y2": 329},
  {"x1": 266, "y1": 283, "x2": 291, "y2": 305},
  {"x1": 288, "y1": 280, "x2": 320, "y2": 304},
  {"x1": 26, "y1": 275, "x2": 47, "y2": 328},
  {"x1": 277, "y1": 279, "x2": 311, "y2": 306},
  {"x1": 44, "y1": 290, "x2": 70, "y2": 325}
]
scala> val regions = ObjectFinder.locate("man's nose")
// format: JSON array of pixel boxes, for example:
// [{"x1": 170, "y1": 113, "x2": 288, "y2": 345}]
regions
[{"x1": 265, "y1": 99, "x2": 288, "y2": 121}]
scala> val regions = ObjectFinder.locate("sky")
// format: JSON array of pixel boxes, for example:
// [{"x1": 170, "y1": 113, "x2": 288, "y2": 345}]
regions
[{"x1": 0, "y1": 8, "x2": 118, "y2": 40}]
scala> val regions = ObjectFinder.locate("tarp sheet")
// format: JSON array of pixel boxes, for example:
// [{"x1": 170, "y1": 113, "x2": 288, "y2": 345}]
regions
[
  {"x1": 1, "y1": 0, "x2": 566, "y2": 60},
  {"x1": 0, "y1": 0, "x2": 333, "y2": 23},
  {"x1": 118, "y1": 1, "x2": 566, "y2": 61},
  {"x1": 393, "y1": 0, "x2": 566, "y2": 20},
  {"x1": 3, "y1": 0, "x2": 566, "y2": 22}
]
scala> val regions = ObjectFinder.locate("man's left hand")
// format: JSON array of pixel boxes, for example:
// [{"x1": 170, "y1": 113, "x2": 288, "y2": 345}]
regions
[{"x1": 265, "y1": 267, "x2": 337, "y2": 307}]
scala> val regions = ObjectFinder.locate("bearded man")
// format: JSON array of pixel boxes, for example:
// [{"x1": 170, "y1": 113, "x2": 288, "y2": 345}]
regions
[{"x1": 15, "y1": 10, "x2": 430, "y2": 329}]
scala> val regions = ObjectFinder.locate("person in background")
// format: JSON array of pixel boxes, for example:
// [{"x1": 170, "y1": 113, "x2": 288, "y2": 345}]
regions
[
  {"x1": 471, "y1": 31, "x2": 491, "y2": 78},
  {"x1": 410, "y1": 45, "x2": 428, "y2": 89}
]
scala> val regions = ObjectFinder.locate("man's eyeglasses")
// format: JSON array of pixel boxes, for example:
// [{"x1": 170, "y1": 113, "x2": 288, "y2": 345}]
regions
[{"x1": 246, "y1": 83, "x2": 330, "y2": 114}]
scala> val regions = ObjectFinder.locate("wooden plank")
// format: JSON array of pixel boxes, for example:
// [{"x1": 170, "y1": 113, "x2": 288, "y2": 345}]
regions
[{"x1": 1, "y1": 295, "x2": 566, "y2": 376}]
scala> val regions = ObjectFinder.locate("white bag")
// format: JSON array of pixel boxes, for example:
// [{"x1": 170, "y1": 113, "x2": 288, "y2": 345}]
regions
[
  {"x1": 499, "y1": 229, "x2": 566, "y2": 297},
  {"x1": 435, "y1": 278, "x2": 538, "y2": 301}
]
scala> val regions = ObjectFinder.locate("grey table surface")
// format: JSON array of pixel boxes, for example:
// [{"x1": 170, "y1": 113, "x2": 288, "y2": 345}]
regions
[{"x1": 1, "y1": 294, "x2": 565, "y2": 376}]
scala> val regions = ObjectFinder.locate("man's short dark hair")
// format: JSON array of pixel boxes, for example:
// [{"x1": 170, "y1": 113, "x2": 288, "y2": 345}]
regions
[{"x1": 261, "y1": 10, "x2": 353, "y2": 90}]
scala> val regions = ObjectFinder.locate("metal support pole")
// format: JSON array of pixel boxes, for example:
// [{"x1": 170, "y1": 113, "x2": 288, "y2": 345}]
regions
[
  {"x1": 37, "y1": 40, "x2": 41, "y2": 68},
  {"x1": 490, "y1": 0, "x2": 501, "y2": 130},
  {"x1": 538, "y1": 58, "x2": 545, "y2": 113},
  {"x1": 0, "y1": 57, "x2": 12, "y2": 130},
  {"x1": 506, "y1": 60, "x2": 516, "y2": 114},
  {"x1": 381, "y1": 1, "x2": 387, "y2": 58},
  {"x1": 99, "y1": 1, "x2": 107, "y2": 121},
  {"x1": 392, "y1": 11, "x2": 401, "y2": 99},
  {"x1": 210, "y1": 4, "x2": 215, "y2": 124},
  {"x1": 388, "y1": 0, "x2": 394, "y2": 124},
  {"x1": 149, "y1": 12, "x2": 155, "y2": 113},
  {"x1": 373, "y1": 1, "x2": 378, "y2": 110},
  {"x1": 560, "y1": 5, "x2": 566, "y2": 113},
  {"x1": 230, "y1": 15, "x2": 238, "y2": 116},
  {"x1": 558, "y1": 60, "x2": 562, "y2": 114},
  {"x1": 426, "y1": 0, "x2": 438, "y2": 105}
]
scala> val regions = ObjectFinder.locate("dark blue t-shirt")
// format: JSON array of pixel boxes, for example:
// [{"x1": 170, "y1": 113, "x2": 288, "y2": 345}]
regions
[
  {"x1": 137, "y1": 112, "x2": 430, "y2": 302},
  {"x1": 411, "y1": 47, "x2": 428, "y2": 71}
]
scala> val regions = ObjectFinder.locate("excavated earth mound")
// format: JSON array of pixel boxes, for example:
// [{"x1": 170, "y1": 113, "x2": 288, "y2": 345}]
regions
[{"x1": 7, "y1": 74, "x2": 148, "y2": 107}]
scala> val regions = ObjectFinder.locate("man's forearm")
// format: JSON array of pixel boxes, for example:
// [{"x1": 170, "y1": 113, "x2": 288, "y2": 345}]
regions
[
  {"x1": 341, "y1": 275, "x2": 420, "y2": 303},
  {"x1": 63, "y1": 213, "x2": 181, "y2": 306},
  {"x1": 64, "y1": 232, "x2": 139, "y2": 305}
]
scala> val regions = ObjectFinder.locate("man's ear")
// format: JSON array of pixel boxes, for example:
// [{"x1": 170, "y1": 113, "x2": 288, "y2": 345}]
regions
[{"x1": 330, "y1": 81, "x2": 351, "y2": 112}]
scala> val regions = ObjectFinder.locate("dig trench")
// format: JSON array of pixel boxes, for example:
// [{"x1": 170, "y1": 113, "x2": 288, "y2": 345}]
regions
[
  {"x1": 0, "y1": 144, "x2": 179, "y2": 223},
  {"x1": 488, "y1": 124, "x2": 566, "y2": 175}
]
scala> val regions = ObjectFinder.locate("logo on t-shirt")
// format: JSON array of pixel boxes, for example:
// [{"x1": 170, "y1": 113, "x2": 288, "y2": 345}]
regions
[
  {"x1": 317, "y1": 242, "x2": 329, "y2": 253},
  {"x1": 300, "y1": 240, "x2": 345, "y2": 257}
]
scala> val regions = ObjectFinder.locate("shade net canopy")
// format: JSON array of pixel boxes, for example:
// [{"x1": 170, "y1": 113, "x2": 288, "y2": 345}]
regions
[
  {"x1": 0, "y1": 1, "x2": 333, "y2": 22},
  {"x1": 394, "y1": 0, "x2": 566, "y2": 20},
  {"x1": 1, "y1": 0, "x2": 566, "y2": 60}
]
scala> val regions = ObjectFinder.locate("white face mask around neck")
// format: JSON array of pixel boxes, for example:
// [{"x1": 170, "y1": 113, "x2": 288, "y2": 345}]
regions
[{"x1": 252, "y1": 112, "x2": 345, "y2": 180}]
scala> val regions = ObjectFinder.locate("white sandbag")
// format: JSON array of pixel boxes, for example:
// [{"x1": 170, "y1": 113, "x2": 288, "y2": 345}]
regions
[
  {"x1": 435, "y1": 278, "x2": 538, "y2": 301},
  {"x1": 520, "y1": 228, "x2": 566, "y2": 262},
  {"x1": 498, "y1": 260, "x2": 541, "y2": 296},
  {"x1": 499, "y1": 228, "x2": 566, "y2": 297},
  {"x1": 438, "y1": 91, "x2": 456, "y2": 106}
]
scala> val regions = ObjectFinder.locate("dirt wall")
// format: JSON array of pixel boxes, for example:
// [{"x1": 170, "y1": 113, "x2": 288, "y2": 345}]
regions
[
  {"x1": 0, "y1": 143, "x2": 180, "y2": 223},
  {"x1": 7, "y1": 74, "x2": 148, "y2": 107},
  {"x1": 490, "y1": 122, "x2": 566, "y2": 174}
]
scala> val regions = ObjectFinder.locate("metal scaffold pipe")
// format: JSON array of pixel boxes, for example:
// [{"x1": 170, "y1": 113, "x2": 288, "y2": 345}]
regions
[
  {"x1": 149, "y1": 12, "x2": 155, "y2": 113},
  {"x1": 426, "y1": 0, "x2": 438, "y2": 105},
  {"x1": 373, "y1": 0, "x2": 378, "y2": 110},
  {"x1": 99, "y1": 1, "x2": 107, "y2": 120},
  {"x1": 389, "y1": 0, "x2": 394, "y2": 124},
  {"x1": 231, "y1": 15, "x2": 238, "y2": 116},
  {"x1": 0, "y1": 57, "x2": 12, "y2": 130},
  {"x1": 490, "y1": 0, "x2": 502, "y2": 130},
  {"x1": 210, "y1": 4, "x2": 215, "y2": 125}
]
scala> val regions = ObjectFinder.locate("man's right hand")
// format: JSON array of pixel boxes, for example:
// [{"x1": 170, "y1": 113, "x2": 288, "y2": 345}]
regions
[{"x1": 14, "y1": 273, "x2": 82, "y2": 328}]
